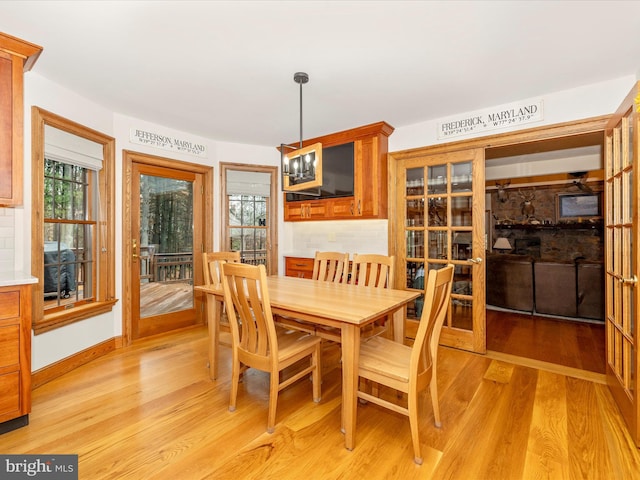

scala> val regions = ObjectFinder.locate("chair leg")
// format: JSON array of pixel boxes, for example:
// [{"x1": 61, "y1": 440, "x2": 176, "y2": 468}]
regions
[
  {"x1": 312, "y1": 345, "x2": 321, "y2": 402},
  {"x1": 408, "y1": 391, "x2": 422, "y2": 465},
  {"x1": 229, "y1": 357, "x2": 240, "y2": 412},
  {"x1": 267, "y1": 371, "x2": 280, "y2": 434},
  {"x1": 430, "y1": 374, "x2": 441, "y2": 428}
]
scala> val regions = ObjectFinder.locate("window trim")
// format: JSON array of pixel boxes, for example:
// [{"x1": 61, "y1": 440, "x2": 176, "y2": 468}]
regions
[{"x1": 31, "y1": 107, "x2": 117, "y2": 334}]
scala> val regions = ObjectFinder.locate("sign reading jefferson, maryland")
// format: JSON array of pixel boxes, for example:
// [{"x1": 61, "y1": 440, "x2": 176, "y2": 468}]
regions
[
  {"x1": 130, "y1": 128, "x2": 208, "y2": 158},
  {"x1": 437, "y1": 99, "x2": 544, "y2": 140}
]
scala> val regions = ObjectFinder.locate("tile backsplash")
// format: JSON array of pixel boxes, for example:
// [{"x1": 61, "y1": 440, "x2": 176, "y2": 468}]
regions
[
  {"x1": 285, "y1": 219, "x2": 388, "y2": 259},
  {"x1": 0, "y1": 207, "x2": 15, "y2": 271}
]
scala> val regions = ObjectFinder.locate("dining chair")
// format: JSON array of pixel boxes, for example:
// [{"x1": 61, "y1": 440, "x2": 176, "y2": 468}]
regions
[
  {"x1": 350, "y1": 253, "x2": 395, "y2": 338},
  {"x1": 221, "y1": 262, "x2": 322, "y2": 433},
  {"x1": 202, "y1": 251, "x2": 241, "y2": 346},
  {"x1": 312, "y1": 251, "x2": 349, "y2": 283},
  {"x1": 356, "y1": 264, "x2": 454, "y2": 465}
]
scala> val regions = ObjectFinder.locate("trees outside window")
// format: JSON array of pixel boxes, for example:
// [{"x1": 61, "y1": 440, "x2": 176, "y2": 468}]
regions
[{"x1": 31, "y1": 107, "x2": 116, "y2": 333}]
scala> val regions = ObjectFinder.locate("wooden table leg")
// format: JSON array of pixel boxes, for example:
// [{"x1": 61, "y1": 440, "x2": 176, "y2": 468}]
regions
[
  {"x1": 206, "y1": 295, "x2": 221, "y2": 380},
  {"x1": 341, "y1": 323, "x2": 360, "y2": 450},
  {"x1": 392, "y1": 305, "x2": 406, "y2": 343}
]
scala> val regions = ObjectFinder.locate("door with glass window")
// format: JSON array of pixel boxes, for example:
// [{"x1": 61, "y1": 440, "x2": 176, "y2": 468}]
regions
[
  {"x1": 131, "y1": 163, "x2": 203, "y2": 339},
  {"x1": 604, "y1": 82, "x2": 640, "y2": 446},
  {"x1": 395, "y1": 148, "x2": 486, "y2": 352}
]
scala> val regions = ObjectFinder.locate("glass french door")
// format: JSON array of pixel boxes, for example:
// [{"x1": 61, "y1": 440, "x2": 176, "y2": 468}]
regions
[
  {"x1": 396, "y1": 148, "x2": 486, "y2": 353},
  {"x1": 131, "y1": 163, "x2": 203, "y2": 339},
  {"x1": 604, "y1": 81, "x2": 639, "y2": 446}
]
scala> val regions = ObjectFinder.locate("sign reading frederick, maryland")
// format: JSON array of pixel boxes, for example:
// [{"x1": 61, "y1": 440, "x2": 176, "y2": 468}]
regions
[
  {"x1": 130, "y1": 128, "x2": 208, "y2": 158},
  {"x1": 437, "y1": 99, "x2": 544, "y2": 140}
]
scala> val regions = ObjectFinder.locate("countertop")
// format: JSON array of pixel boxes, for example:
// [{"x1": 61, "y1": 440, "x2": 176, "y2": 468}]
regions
[{"x1": 0, "y1": 270, "x2": 38, "y2": 287}]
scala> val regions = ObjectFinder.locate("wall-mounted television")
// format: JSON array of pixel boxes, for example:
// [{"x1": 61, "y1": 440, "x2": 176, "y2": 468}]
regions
[
  {"x1": 556, "y1": 192, "x2": 601, "y2": 221},
  {"x1": 285, "y1": 142, "x2": 354, "y2": 201}
]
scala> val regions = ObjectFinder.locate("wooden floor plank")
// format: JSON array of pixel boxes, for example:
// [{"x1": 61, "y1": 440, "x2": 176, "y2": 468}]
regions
[{"x1": 0, "y1": 326, "x2": 638, "y2": 479}]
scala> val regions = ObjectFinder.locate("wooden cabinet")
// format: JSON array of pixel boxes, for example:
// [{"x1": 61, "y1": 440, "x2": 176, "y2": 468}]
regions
[
  {"x1": 284, "y1": 256, "x2": 314, "y2": 278},
  {"x1": 0, "y1": 33, "x2": 42, "y2": 206},
  {"x1": 0, "y1": 283, "x2": 32, "y2": 433},
  {"x1": 283, "y1": 122, "x2": 394, "y2": 221}
]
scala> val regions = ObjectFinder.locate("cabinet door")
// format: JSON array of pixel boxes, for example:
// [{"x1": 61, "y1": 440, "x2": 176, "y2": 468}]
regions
[
  {"x1": 329, "y1": 197, "x2": 356, "y2": 218},
  {"x1": 0, "y1": 51, "x2": 18, "y2": 205},
  {"x1": 284, "y1": 202, "x2": 308, "y2": 221},
  {"x1": 0, "y1": 34, "x2": 42, "y2": 206}
]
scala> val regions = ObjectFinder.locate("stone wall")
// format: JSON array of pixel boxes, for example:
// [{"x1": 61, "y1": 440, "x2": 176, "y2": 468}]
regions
[{"x1": 490, "y1": 183, "x2": 604, "y2": 262}]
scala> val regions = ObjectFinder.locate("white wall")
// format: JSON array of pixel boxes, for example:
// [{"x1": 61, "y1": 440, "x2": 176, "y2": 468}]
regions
[
  {"x1": 21, "y1": 75, "x2": 277, "y2": 371},
  {"x1": 7, "y1": 70, "x2": 637, "y2": 371}
]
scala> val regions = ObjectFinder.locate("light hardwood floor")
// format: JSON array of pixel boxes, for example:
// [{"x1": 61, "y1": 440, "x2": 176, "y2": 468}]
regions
[{"x1": 1, "y1": 326, "x2": 638, "y2": 479}]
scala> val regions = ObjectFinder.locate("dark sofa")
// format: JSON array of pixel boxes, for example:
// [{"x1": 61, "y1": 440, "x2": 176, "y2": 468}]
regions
[
  {"x1": 486, "y1": 253, "x2": 604, "y2": 320},
  {"x1": 486, "y1": 253, "x2": 535, "y2": 313}
]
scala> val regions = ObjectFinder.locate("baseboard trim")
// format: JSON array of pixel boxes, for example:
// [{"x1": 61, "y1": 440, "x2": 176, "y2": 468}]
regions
[{"x1": 32, "y1": 337, "x2": 122, "y2": 389}]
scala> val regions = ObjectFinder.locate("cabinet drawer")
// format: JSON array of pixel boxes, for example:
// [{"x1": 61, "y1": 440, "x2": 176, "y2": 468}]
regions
[
  {"x1": 0, "y1": 290, "x2": 20, "y2": 320},
  {"x1": 0, "y1": 372, "x2": 20, "y2": 420},
  {"x1": 0, "y1": 325, "x2": 19, "y2": 369},
  {"x1": 285, "y1": 257, "x2": 314, "y2": 278}
]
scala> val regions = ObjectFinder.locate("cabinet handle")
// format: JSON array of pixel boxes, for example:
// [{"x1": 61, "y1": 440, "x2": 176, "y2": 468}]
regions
[
  {"x1": 350, "y1": 202, "x2": 354, "y2": 215},
  {"x1": 358, "y1": 200, "x2": 361, "y2": 215}
]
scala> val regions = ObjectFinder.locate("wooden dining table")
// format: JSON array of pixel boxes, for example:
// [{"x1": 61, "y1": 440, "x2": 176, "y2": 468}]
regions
[{"x1": 195, "y1": 275, "x2": 419, "y2": 451}]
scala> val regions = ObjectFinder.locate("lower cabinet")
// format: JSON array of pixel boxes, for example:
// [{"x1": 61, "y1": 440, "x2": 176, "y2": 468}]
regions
[
  {"x1": 284, "y1": 257, "x2": 314, "y2": 278},
  {"x1": 0, "y1": 283, "x2": 32, "y2": 433}
]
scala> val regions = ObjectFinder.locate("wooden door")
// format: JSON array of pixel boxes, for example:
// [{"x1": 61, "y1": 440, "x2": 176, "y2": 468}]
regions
[
  {"x1": 395, "y1": 148, "x2": 486, "y2": 352},
  {"x1": 604, "y1": 81, "x2": 640, "y2": 446},
  {"x1": 131, "y1": 163, "x2": 203, "y2": 339}
]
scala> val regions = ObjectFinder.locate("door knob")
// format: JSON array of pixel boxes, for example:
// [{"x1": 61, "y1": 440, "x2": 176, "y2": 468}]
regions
[
  {"x1": 468, "y1": 257, "x2": 483, "y2": 264},
  {"x1": 619, "y1": 275, "x2": 638, "y2": 286}
]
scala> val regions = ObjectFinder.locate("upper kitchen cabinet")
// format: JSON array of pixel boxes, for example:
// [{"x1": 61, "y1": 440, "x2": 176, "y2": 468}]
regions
[
  {"x1": 282, "y1": 122, "x2": 394, "y2": 221},
  {"x1": 0, "y1": 32, "x2": 42, "y2": 206}
]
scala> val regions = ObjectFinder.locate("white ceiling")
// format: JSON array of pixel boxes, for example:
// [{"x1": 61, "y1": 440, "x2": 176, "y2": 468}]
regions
[{"x1": 2, "y1": 1, "x2": 640, "y2": 148}]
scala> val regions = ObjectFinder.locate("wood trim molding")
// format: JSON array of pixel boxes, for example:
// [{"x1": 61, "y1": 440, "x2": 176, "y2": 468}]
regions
[
  {"x1": 121, "y1": 149, "x2": 213, "y2": 346},
  {"x1": 31, "y1": 337, "x2": 120, "y2": 389}
]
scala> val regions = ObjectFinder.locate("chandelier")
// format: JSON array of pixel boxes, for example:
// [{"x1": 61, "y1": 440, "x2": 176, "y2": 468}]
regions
[{"x1": 281, "y1": 72, "x2": 322, "y2": 192}]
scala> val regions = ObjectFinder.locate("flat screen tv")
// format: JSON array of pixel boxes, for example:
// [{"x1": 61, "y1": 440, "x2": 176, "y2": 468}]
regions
[
  {"x1": 556, "y1": 192, "x2": 601, "y2": 221},
  {"x1": 286, "y1": 142, "x2": 354, "y2": 201}
]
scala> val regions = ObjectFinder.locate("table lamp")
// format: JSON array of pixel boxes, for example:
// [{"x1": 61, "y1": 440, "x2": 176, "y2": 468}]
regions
[{"x1": 493, "y1": 237, "x2": 513, "y2": 253}]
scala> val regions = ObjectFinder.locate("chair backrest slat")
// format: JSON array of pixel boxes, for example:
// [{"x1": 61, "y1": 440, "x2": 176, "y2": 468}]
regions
[
  {"x1": 312, "y1": 251, "x2": 349, "y2": 283},
  {"x1": 411, "y1": 265, "x2": 454, "y2": 376},
  {"x1": 351, "y1": 254, "x2": 395, "y2": 289}
]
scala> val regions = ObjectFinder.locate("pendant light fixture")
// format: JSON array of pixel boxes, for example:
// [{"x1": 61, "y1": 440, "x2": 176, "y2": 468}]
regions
[{"x1": 281, "y1": 72, "x2": 323, "y2": 192}]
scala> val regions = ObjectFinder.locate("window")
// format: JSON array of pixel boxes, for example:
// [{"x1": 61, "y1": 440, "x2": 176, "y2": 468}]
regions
[
  {"x1": 228, "y1": 194, "x2": 268, "y2": 266},
  {"x1": 31, "y1": 107, "x2": 116, "y2": 333},
  {"x1": 221, "y1": 164, "x2": 278, "y2": 275},
  {"x1": 43, "y1": 159, "x2": 94, "y2": 308}
]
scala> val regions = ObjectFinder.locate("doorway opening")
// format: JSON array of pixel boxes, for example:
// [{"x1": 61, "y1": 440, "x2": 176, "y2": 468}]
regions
[{"x1": 484, "y1": 133, "x2": 606, "y2": 374}]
